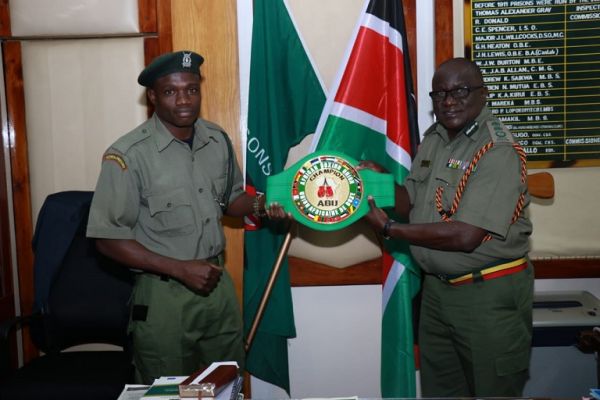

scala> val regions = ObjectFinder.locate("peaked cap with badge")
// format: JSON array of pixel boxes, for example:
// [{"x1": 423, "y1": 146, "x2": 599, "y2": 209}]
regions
[{"x1": 137, "y1": 50, "x2": 204, "y2": 87}]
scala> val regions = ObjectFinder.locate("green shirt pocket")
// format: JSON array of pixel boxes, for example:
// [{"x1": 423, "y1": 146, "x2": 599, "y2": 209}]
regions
[
  {"x1": 147, "y1": 187, "x2": 196, "y2": 237},
  {"x1": 406, "y1": 165, "x2": 431, "y2": 205}
]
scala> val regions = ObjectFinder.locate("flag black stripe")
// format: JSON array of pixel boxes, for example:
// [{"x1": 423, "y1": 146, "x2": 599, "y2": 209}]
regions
[{"x1": 366, "y1": 0, "x2": 420, "y2": 154}]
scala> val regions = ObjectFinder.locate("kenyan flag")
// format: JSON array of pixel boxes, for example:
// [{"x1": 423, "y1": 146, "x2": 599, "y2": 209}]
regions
[{"x1": 310, "y1": 0, "x2": 421, "y2": 396}]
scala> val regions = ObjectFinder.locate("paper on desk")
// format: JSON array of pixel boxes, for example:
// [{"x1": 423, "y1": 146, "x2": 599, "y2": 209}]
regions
[{"x1": 116, "y1": 384, "x2": 151, "y2": 400}]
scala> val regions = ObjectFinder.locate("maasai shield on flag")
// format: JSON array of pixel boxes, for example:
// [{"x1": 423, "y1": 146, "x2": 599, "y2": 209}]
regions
[
  {"x1": 243, "y1": 0, "x2": 326, "y2": 394},
  {"x1": 310, "y1": 0, "x2": 421, "y2": 396}
]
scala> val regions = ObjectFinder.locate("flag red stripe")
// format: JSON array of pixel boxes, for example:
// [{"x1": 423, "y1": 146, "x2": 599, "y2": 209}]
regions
[
  {"x1": 382, "y1": 251, "x2": 394, "y2": 282},
  {"x1": 334, "y1": 26, "x2": 411, "y2": 153}
]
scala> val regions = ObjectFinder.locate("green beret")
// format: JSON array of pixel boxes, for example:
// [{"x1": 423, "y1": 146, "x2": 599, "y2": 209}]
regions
[{"x1": 138, "y1": 50, "x2": 204, "y2": 87}]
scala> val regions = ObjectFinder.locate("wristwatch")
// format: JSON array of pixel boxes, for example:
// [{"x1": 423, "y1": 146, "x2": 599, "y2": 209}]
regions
[{"x1": 382, "y1": 219, "x2": 396, "y2": 240}]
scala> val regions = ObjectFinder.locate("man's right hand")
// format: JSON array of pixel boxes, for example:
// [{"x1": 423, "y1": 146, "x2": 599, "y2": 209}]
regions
[
  {"x1": 172, "y1": 259, "x2": 223, "y2": 295},
  {"x1": 95, "y1": 239, "x2": 225, "y2": 295},
  {"x1": 357, "y1": 160, "x2": 387, "y2": 173}
]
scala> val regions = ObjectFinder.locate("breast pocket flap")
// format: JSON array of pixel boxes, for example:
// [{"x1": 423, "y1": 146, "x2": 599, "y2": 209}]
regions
[{"x1": 148, "y1": 188, "x2": 192, "y2": 217}]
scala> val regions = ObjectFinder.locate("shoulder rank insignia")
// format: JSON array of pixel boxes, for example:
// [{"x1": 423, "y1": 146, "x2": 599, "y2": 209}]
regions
[
  {"x1": 487, "y1": 120, "x2": 514, "y2": 144},
  {"x1": 103, "y1": 153, "x2": 127, "y2": 170}
]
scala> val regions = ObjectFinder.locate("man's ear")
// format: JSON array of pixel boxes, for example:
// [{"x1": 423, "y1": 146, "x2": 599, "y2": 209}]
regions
[
  {"x1": 480, "y1": 85, "x2": 489, "y2": 100},
  {"x1": 147, "y1": 88, "x2": 156, "y2": 105}
]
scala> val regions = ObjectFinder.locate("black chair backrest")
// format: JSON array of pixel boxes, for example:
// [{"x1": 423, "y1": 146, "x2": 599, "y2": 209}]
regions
[{"x1": 31, "y1": 191, "x2": 133, "y2": 353}]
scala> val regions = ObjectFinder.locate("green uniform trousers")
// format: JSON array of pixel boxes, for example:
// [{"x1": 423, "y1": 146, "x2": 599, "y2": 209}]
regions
[
  {"x1": 129, "y1": 269, "x2": 244, "y2": 384},
  {"x1": 419, "y1": 262, "x2": 533, "y2": 397}
]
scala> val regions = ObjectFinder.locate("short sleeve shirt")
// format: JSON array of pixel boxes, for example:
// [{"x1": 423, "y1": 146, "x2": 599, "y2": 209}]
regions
[
  {"x1": 87, "y1": 114, "x2": 244, "y2": 261},
  {"x1": 404, "y1": 107, "x2": 532, "y2": 275}
]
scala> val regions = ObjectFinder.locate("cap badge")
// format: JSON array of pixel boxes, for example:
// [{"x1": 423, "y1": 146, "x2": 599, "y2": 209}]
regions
[{"x1": 182, "y1": 52, "x2": 192, "y2": 68}]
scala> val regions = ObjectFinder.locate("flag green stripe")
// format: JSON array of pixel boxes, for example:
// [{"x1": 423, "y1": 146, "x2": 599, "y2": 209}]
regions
[
  {"x1": 381, "y1": 267, "x2": 421, "y2": 397},
  {"x1": 244, "y1": 0, "x2": 326, "y2": 394}
]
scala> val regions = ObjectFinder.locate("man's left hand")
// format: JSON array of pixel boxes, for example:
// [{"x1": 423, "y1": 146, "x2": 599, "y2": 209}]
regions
[
  {"x1": 363, "y1": 196, "x2": 388, "y2": 234},
  {"x1": 265, "y1": 202, "x2": 293, "y2": 221}
]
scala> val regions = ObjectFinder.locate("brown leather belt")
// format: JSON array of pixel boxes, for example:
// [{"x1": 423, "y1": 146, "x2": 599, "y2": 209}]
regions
[{"x1": 438, "y1": 257, "x2": 528, "y2": 286}]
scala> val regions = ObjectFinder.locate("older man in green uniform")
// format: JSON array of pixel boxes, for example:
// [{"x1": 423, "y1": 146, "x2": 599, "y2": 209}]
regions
[
  {"x1": 362, "y1": 58, "x2": 533, "y2": 397},
  {"x1": 87, "y1": 51, "x2": 282, "y2": 384}
]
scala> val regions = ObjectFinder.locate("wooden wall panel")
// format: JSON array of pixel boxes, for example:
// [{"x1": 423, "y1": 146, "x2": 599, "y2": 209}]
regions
[
  {"x1": 170, "y1": 0, "x2": 244, "y2": 302},
  {"x1": 290, "y1": 257, "x2": 381, "y2": 286},
  {"x1": 403, "y1": 0, "x2": 417, "y2": 97},
  {"x1": 435, "y1": 0, "x2": 454, "y2": 67},
  {"x1": 138, "y1": 0, "x2": 158, "y2": 33},
  {"x1": 0, "y1": 0, "x2": 10, "y2": 36},
  {"x1": 0, "y1": 39, "x2": 15, "y2": 371},
  {"x1": 2, "y1": 40, "x2": 36, "y2": 362},
  {"x1": 141, "y1": 0, "x2": 173, "y2": 70}
]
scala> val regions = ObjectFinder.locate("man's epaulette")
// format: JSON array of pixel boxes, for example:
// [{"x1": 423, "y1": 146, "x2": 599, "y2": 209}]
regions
[
  {"x1": 199, "y1": 118, "x2": 226, "y2": 134},
  {"x1": 111, "y1": 124, "x2": 152, "y2": 155},
  {"x1": 423, "y1": 124, "x2": 438, "y2": 137},
  {"x1": 486, "y1": 119, "x2": 514, "y2": 145},
  {"x1": 102, "y1": 122, "x2": 153, "y2": 170}
]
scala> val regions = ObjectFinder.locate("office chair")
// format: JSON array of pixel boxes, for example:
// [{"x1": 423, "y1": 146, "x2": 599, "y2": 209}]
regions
[{"x1": 0, "y1": 191, "x2": 134, "y2": 400}]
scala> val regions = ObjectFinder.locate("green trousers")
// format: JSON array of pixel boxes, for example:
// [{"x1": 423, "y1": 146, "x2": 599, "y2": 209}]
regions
[
  {"x1": 129, "y1": 270, "x2": 244, "y2": 384},
  {"x1": 419, "y1": 262, "x2": 534, "y2": 397}
]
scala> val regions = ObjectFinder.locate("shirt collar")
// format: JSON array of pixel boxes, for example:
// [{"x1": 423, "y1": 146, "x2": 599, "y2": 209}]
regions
[
  {"x1": 433, "y1": 106, "x2": 492, "y2": 143},
  {"x1": 151, "y1": 114, "x2": 210, "y2": 152}
]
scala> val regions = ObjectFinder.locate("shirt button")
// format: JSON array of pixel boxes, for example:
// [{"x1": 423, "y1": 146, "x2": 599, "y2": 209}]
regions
[
  {"x1": 209, "y1": 245, "x2": 214, "y2": 253},
  {"x1": 205, "y1": 218, "x2": 210, "y2": 224},
  {"x1": 198, "y1": 188, "x2": 203, "y2": 193},
  {"x1": 166, "y1": 202, "x2": 172, "y2": 208}
]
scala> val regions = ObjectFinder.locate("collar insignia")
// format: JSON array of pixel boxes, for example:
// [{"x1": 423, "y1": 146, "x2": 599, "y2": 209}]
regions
[{"x1": 464, "y1": 121, "x2": 479, "y2": 137}]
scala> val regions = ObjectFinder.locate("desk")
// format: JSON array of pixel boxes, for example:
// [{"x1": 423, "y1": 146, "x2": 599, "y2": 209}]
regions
[{"x1": 524, "y1": 290, "x2": 600, "y2": 397}]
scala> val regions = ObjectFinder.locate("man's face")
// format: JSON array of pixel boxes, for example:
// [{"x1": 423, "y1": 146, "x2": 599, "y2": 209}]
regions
[
  {"x1": 147, "y1": 72, "x2": 201, "y2": 136},
  {"x1": 431, "y1": 62, "x2": 488, "y2": 137}
]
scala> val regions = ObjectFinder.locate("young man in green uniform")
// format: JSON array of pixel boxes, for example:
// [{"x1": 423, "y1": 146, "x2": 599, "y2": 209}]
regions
[
  {"x1": 87, "y1": 51, "x2": 285, "y2": 384},
  {"x1": 362, "y1": 58, "x2": 533, "y2": 396}
]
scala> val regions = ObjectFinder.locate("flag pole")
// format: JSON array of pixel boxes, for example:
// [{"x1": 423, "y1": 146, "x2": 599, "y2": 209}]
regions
[{"x1": 245, "y1": 220, "x2": 295, "y2": 352}]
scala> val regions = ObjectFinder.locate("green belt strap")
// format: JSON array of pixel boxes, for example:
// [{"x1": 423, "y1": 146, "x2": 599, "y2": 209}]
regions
[{"x1": 267, "y1": 150, "x2": 395, "y2": 231}]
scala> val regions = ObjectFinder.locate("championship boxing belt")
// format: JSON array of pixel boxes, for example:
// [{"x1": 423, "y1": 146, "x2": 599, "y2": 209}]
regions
[{"x1": 267, "y1": 151, "x2": 395, "y2": 231}]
